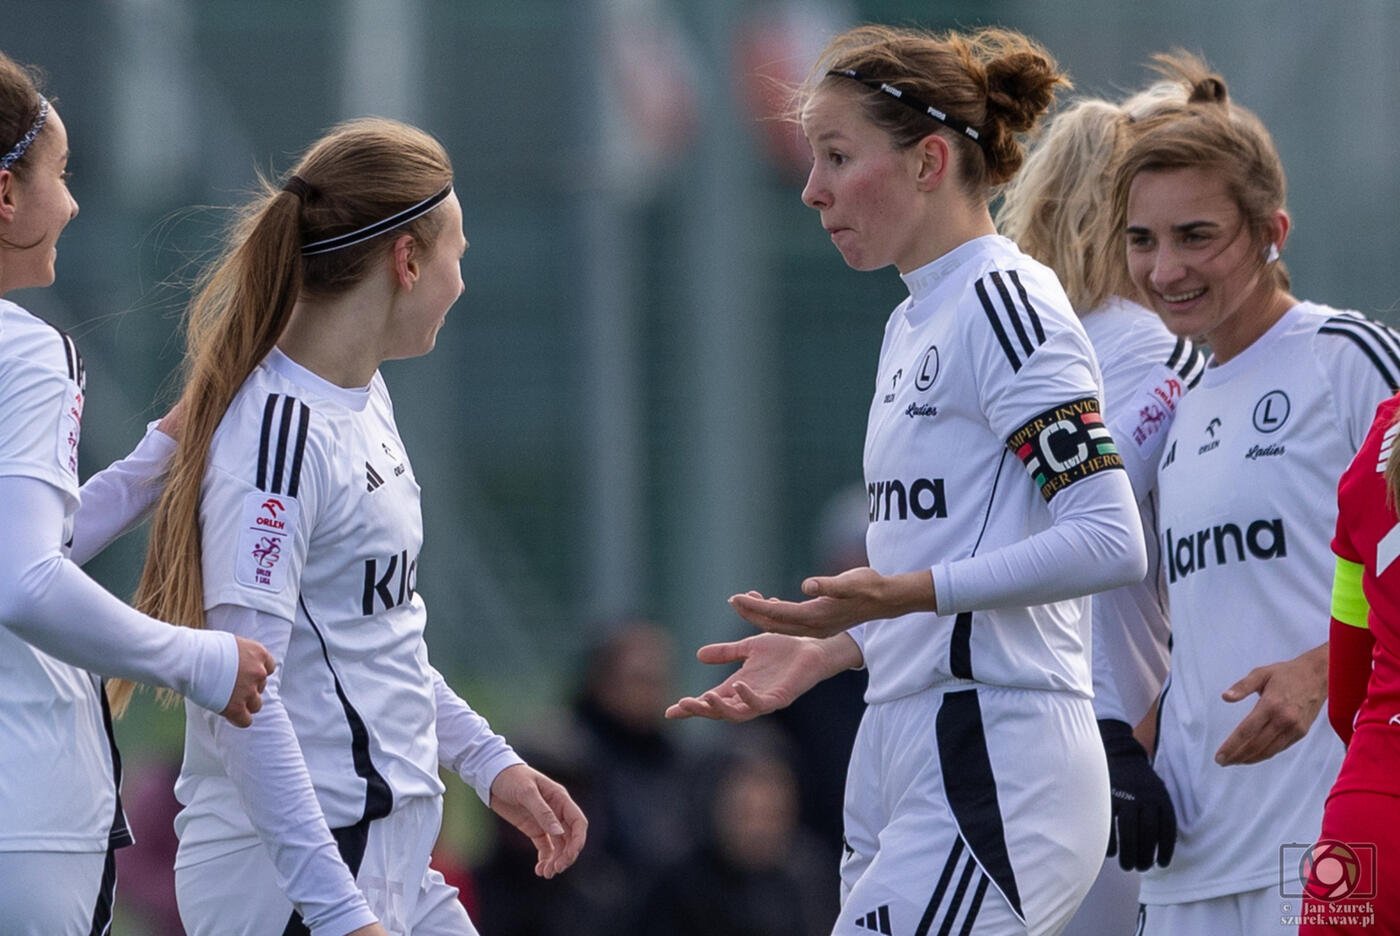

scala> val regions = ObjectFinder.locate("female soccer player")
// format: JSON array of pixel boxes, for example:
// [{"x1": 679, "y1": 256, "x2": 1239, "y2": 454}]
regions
[
  {"x1": 0, "y1": 50, "x2": 273, "y2": 933},
  {"x1": 126, "y1": 117, "x2": 586, "y2": 936},
  {"x1": 1111, "y1": 54, "x2": 1400, "y2": 935},
  {"x1": 1296, "y1": 392, "x2": 1400, "y2": 932},
  {"x1": 998, "y1": 84, "x2": 1204, "y2": 935},
  {"x1": 669, "y1": 24, "x2": 1148, "y2": 935}
]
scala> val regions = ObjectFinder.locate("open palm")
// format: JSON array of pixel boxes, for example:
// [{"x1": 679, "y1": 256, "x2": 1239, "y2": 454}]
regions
[{"x1": 666, "y1": 632, "x2": 856, "y2": 722}]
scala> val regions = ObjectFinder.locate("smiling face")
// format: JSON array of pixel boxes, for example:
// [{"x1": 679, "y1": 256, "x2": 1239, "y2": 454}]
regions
[
  {"x1": 800, "y1": 86, "x2": 931, "y2": 273},
  {"x1": 1125, "y1": 165, "x2": 1287, "y2": 362},
  {"x1": 0, "y1": 107, "x2": 79, "y2": 294}
]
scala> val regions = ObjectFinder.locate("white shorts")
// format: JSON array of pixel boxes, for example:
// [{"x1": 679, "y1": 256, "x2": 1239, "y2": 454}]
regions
[
  {"x1": 176, "y1": 796, "x2": 476, "y2": 936},
  {"x1": 838, "y1": 684, "x2": 1109, "y2": 936},
  {"x1": 1061, "y1": 858, "x2": 1140, "y2": 936},
  {"x1": 0, "y1": 849, "x2": 111, "y2": 935},
  {"x1": 1138, "y1": 885, "x2": 1297, "y2": 936}
]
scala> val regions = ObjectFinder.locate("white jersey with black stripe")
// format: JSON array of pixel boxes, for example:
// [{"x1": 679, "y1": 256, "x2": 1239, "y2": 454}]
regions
[
  {"x1": 1082, "y1": 297, "x2": 1206, "y2": 726},
  {"x1": 1143, "y1": 301, "x2": 1400, "y2": 904},
  {"x1": 175, "y1": 348, "x2": 443, "y2": 860},
  {"x1": 852, "y1": 235, "x2": 1138, "y2": 704},
  {"x1": 0, "y1": 299, "x2": 129, "y2": 854}
]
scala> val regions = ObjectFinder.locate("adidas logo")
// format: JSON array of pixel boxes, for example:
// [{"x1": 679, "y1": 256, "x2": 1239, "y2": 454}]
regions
[
  {"x1": 854, "y1": 904, "x2": 892, "y2": 935},
  {"x1": 366, "y1": 462, "x2": 385, "y2": 492}
]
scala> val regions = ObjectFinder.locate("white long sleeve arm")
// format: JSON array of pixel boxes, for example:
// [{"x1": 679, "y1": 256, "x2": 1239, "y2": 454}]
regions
[
  {"x1": 933, "y1": 467, "x2": 1147, "y2": 614},
  {"x1": 200, "y1": 604, "x2": 375, "y2": 936},
  {"x1": 0, "y1": 474, "x2": 237, "y2": 713},
  {"x1": 69, "y1": 422, "x2": 174, "y2": 566},
  {"x1": 431, "y1": 666, "x2": 523, "y2": 805}
]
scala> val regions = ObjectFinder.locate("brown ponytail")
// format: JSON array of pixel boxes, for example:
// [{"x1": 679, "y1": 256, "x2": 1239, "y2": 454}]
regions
[{"x1": 111, "y1": 117, "x2": 452, "y2": 714}]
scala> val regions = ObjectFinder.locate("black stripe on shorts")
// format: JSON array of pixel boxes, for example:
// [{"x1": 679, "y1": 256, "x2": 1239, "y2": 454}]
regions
[
  {"x1": 86, "y1": 843, "x2": 118, "y2": 936},
  {"x1": 914, "y1": 836, "x2": 994, "y2": 936},
  {"x1": 935, "y1": 689, "x2": 1024, "y2": 921}
]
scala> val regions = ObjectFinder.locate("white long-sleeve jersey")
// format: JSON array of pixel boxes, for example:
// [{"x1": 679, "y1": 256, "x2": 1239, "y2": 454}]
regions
[
  {"x1": 846, "y1": 236, "x2": 1146, "y2": 704},
  {"x1": 174, "y1": 348, "x2": 521, "y2": 931},
  {"x1": 0, "y1": 299, "x2": 236, "y2": 854}
]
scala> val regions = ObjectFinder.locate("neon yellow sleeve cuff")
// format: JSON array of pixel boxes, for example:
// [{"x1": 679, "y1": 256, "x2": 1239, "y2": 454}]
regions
[{"x1": 1331, "y1": 556, "x2": 1370, "y2": 629}]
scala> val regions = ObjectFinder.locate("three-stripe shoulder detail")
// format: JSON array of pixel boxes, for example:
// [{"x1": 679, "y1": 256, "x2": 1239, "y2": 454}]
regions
[
  {"x1": 1318, "y1": 314, "x2": 1400, "y2": 392},
  {"x1": 256, "y1": 393, "x2": 312, "y2": 497},
  {"x1": 975, "y1": 270, "x2": 1046, "y2": 373},
  {"x1": 42, "y1": 322, "x2": 86, "y2": 390},
  {"x1": 1165, "y1": 336, "x2": 1207, "y2": 389}
]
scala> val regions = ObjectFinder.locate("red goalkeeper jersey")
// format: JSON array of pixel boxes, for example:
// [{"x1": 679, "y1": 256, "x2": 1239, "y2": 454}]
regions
[{"x1": 1331, "y1": 392, "x2": 1400, "y2": 796}]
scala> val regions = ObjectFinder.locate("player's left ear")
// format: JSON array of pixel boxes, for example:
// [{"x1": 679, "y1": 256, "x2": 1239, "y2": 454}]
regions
[
  {"x1": 1267, "y1": 210, "x2": 1290, "y2": 253},
  {"x1": 913, "y1": 132, "x2": 951, "y2": 192},
  {"x1": 0, "y1": 169, "x2": 17, "y2": 222},
  {"x1": 390, "y1": 232, "x2": 419, "y2": 290}
]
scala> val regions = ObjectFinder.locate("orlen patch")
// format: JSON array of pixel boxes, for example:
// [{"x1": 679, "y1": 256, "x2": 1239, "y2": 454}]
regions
[
  {"x1": 236, "y1": 491, "x2": 300, "y2": 592},
  {"x1": 55, "y1": 385, "x2": 83, "y2": 477}
]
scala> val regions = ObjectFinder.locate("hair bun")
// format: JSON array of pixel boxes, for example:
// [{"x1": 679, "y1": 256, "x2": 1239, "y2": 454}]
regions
[
  {"x1": 1149, "y1": 50, "x2": 1229, "y2": 107},
  {"x1": 984, "y1": 49, "x2": 1061, "y2": 133},
  {"x1": 968, "y1": 29, "x2": 1067, "y2": 186},
  {"x1": 1187, "y1": 75, "x2": 1228, "y2": 105}
]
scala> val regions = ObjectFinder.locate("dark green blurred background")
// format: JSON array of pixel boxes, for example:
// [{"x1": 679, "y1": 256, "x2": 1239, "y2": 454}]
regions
[{"x1": 6, "y1": 2, "x2": 1398, "y2": 930}]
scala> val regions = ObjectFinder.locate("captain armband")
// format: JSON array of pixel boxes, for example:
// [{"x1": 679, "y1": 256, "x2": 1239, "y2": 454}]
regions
[
  {"x1": 1330, "y1": 555, "x2": 1369, "y2": 629},
  {"x1": 1007, "y1": 396, "x2": 1124, "y2": 502}
]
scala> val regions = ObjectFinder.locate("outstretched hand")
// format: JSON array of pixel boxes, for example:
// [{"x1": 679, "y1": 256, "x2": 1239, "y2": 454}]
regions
[
  {"x1": 220, "y1": 636, "x2": 276, "y2": 728},
  {"x1": 728, "y1": 569, "x2": 936, "y2": 639},
  {"x1": 1215, "y1": 643, "x2": 1328, "y2": 766},
  {"x1": 666, "y1": 631, "x2": 863, "y2": 722},
  {"x1": 489, "y1": 764, "x2": 588, "y2": 878}
]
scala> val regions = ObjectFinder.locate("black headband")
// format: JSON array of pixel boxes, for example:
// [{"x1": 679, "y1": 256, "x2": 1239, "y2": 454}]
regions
[
  {"x1": 299, "y1": 183, "x2": 453, "y2": 257},
  {"x1": 826, "y1": 69, "x2": 983, "y2": 146}
]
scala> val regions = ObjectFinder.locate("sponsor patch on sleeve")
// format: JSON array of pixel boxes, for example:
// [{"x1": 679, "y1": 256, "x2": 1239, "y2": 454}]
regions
[
  {"x1": 235, "y1": 491, "x2": 300, "y2": 592},
  {"x1": 1122, "y1": 363, "x2": 1186, "y2": 462},
  {"x1": 54, "y1": 384, "x2": 83, "y2": 477},
  {"x1": 1007, "y1": 396, "x2": 1124, "y2": 501}
]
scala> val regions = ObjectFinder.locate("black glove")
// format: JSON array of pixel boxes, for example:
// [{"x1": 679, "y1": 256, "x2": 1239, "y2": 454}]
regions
[{"x1": 1099, "y1": 718, "x2": 1176, "y2": 871}]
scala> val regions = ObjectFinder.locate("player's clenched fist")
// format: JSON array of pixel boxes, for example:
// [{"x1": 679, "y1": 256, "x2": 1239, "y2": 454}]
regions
[{"x1": 220, "y1": 636, "x2": 276, "y2": 727}]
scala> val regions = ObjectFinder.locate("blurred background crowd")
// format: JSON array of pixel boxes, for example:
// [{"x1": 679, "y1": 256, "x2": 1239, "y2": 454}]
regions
[{"x1": 7, "y1": 1, "x2": 1400, "y2": 932}]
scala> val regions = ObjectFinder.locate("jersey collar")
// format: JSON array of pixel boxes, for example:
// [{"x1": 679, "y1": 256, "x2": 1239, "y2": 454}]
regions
[
  {"x1": 1197, "y1": 300, "x2": 1307, "y2": 389},
  {"x1": 264, "y1": 346, "x2": 373, "y2": 411},
  {"x1": 900, "y1": 234, "x2": 1004, "y2": 306}
]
